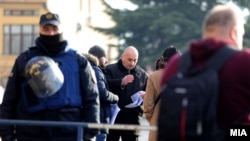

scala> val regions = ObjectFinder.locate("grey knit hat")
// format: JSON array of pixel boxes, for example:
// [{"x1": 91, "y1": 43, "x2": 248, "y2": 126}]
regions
[{"x1": 88, "y1": 45, "x2": 106, "y2": 58}]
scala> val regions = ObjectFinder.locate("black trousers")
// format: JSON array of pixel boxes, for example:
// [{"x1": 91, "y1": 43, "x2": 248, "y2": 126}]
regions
[
  {"x1": 107, "y1": 107, "x2": 142, "y2": 141},
  {"x1": 106, "y1": 129, "x2": 138, "y2": 141}
]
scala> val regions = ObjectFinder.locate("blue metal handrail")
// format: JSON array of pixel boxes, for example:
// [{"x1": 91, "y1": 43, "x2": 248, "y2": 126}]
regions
[{"x1": 0, "y1": 119, "x2": 157, "y2": 141}]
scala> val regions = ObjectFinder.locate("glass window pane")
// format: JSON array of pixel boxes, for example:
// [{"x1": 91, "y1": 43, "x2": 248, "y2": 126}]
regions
[
  {"x1": 23, "y1": 10, "x2": 32, "y2": 15},
  {"x1": 23, "y1": 25, "x2": 32, "y2": 33},
  {"x1": 12, "y1": 11, "x2": 21, "y2": 15},
  {"x1": 4, "y1": 25, "x2": 9, "y2": 34},
  {"x1": 33, "y1": 25, "x2": 39, "y2": 42},
  {"x1": 34, "y1": 10, "x2": 39, "y2": 16},
  {"x1": 23, "y1": 35, "x2": 32, "y2": 50},
  {"x1": 3, "y1": 35, "x2": 10, "y2": 54},
  {"x1": 4, "y1": 10, "x2": 11, "y2": 15},
  {"x1": 12, "y1": 35, "x2": 21, "y2": 55},
  {"x1": 34, "y1": 25, "x2": 39, "y2": 34},
  {"x1": 3, "y1": 24, "x2": 38, "y2": 55},
  {"x1": 11, "y1": 25, "x2": 21, "y2": 34}
]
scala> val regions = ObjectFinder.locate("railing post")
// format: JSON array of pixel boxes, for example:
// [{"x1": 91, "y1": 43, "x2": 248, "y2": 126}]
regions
[{"x1": 77, "y1": 126, "x2": 83, "y2": 141}]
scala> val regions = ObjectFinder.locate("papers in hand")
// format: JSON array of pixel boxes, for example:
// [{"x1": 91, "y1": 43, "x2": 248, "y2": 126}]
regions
[
  {"x1": 125, "y1": 91, "x2": 144, "y2": 108},
  {"x1": 110, "y1": 104, "x2": 120, "y2": 124}
]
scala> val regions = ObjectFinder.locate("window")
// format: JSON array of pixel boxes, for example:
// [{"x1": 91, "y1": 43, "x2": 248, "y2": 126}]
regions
[
  {"x1": 4, "y1": 10, "x2": 39, "y2": 16},
  {"x1": 3, "y1": 24, "x2": 39, "y2": 55}
]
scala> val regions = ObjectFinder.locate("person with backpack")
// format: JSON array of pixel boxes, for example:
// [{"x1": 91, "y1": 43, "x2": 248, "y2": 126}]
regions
[
  {"x1": 0, "y1": 12, "x2": 100, "y2": 141},
  {"x1": 143, "y1": 46, "x2": 181, "y2": 141},
  {"x1": 157, "y1": 2, "x2": 249, "y2": 141}
]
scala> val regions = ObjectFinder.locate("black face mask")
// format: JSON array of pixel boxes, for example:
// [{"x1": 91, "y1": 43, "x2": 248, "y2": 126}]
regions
[{"x1": 39, "y1": 33, "x2": 64, "y2": 55}]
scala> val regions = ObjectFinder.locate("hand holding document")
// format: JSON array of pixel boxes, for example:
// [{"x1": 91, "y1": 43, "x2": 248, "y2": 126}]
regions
[{"x1": 125, "y1": 91, "x2": 145, "y2": 108}]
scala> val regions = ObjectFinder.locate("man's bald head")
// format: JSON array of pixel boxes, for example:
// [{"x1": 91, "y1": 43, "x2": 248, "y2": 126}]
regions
[
  {"x1": 202, "y1": 2, "x2": 246, "y2": 49},
  {"x1": 121, "y1": 46, "x2": 139, "y2": 70},
  {"x1": 122, "y1": 46, "x2": 138, "y2": 57}
]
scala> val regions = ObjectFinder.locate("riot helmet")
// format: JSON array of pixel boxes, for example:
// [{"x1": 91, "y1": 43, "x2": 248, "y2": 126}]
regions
[{"x1": 25, "y1": 56, "x2": 64, "y2": 98}]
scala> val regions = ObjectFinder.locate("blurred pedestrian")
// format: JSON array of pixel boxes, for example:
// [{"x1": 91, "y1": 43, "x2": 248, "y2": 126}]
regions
[
  {"x1": 88, "y1": 45, "x2": 109, "y2": 71},
  {"x1": 84, "y1": 52, "x2": 119, "y2": 141},
  {"x1": 143, "y1": 46, "x2": 180, "y2": 141},
  {"x1": 158, "y1": 2, "x2": 249, "y2": 141}
]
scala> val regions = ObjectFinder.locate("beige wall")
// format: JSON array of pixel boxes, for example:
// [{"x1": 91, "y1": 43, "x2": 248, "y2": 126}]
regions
[{"x1": 0, "y1": 1, "x2": 47, "y2": 86}]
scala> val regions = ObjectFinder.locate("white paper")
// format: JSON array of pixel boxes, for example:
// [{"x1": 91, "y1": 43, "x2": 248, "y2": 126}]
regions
[
  {"x1": 110, "y1": 104, "x2": 120, "y2": 124},
  {"x1": 125, "y1": 91, "x2": 143, "y2": 108},
  {"x1": 0, "y1": 86, "x2": 4, "y2": 104}
]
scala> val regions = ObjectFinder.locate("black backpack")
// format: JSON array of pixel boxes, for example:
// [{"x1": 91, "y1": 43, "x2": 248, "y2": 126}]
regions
[{"x1": 157, "y1": 47, "x2": 238, "y2": 141}]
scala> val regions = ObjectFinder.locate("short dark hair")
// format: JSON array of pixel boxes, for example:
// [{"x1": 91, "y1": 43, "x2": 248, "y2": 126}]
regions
[
  {"x1": 162, "y1": 45, "x2": 180, "y2": 62},
  {"x1": 155, "y1": 46, "x2": 180, "y2": 70}
]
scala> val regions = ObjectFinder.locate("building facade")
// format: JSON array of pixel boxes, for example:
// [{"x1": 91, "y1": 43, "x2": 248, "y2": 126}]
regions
[
  {"x1": 0, "y1": 0, "x2": 118, "y2": 87},
  {"x1": 0, "y1": 0, "x2": 47, "y2": 87}
]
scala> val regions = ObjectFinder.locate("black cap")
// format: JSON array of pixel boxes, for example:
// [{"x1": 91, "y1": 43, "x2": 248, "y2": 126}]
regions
[
  {"x1": 39, "y1": 12, "x2": 60, "y2": 26},
  {"x1": 88, "y1": 45, "x2": 106, "y2": 58}
]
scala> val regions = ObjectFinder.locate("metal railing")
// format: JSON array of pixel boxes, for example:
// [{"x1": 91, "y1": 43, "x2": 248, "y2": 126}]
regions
[
  {"x1": 0, "y1": 0, "x2": 46, "y2": 2},
  {"x1": 0, "y1": 119, "x2": 157, "y2": 141}
]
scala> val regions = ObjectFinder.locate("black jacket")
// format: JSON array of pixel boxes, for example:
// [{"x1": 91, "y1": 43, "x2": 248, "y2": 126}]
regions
[
  {"x1": 87, "y1": 56, "x2": 119, "y2": 134},
  {"x1": 0, "y1": 38, "x2": 100, "y2": 141},
  {"x1": 105, "y1": 60, "x2": 148, "y2": 129}
]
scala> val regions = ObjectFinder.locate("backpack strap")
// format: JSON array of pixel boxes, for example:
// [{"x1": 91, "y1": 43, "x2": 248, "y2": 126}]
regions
[
  {"x1": 154, "y1": 93, "x2": 161, "y2": 105},
  {"x1": 180, "y1": 46, "x2": 239, "y2": 72},
  {"x1": 179, "y1": 50, "x2": 192, "y2": 72},
  {"x1": 205, "y1": 46, "x2": 239, "y2": 70}
]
